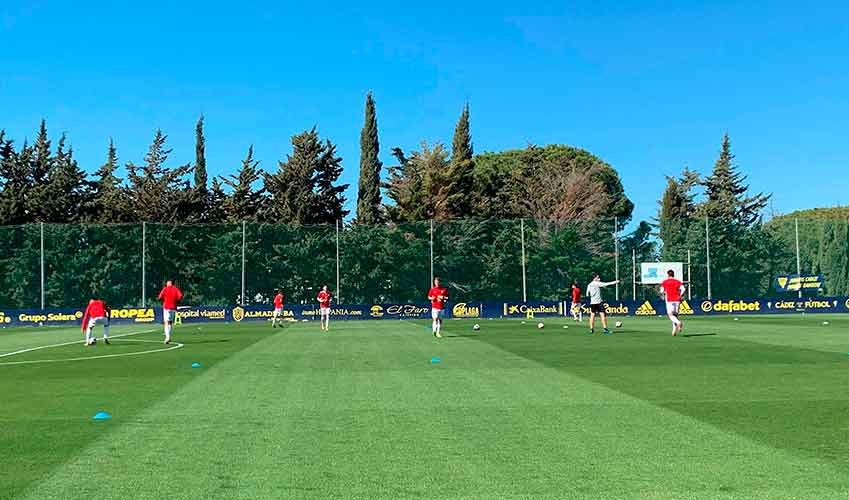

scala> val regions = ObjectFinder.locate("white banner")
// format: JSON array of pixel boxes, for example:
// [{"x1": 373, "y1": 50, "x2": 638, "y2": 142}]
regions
[{"x1": 641, "y1": 262, "x2": 684, "y2": 285}]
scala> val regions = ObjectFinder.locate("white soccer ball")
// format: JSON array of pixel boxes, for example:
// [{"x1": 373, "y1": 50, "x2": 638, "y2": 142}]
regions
[
  {"x1": 615, "y1": 321, "x2": 623, "y2": 328},
  {"x1": 823, "y1": 321, "x2": 830, "y2": 326},
  {"x1": 473, "y1": 323, "x2": 480, "y2": 331},
  {"x1": 537, "y1": 322, "x2": 545, "y2": 329}
]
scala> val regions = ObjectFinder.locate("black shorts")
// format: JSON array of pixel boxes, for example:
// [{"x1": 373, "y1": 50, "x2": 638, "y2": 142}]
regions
[{"x1": 590, "y1": 303, "x2": 605, "y2": 314}]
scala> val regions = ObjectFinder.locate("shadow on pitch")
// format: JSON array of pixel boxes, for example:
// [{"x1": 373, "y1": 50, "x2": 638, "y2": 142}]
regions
[{"x1": 681, "y1": 333, "x2": 717, "y2": 338}]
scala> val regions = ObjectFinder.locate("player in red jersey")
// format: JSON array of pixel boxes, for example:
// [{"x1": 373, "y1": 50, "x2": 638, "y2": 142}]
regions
[
  {"x1": 157, "y1": 279, "x2": 183, "y2": 344},
  {"x1": 317, "y1": 285, "x2": 332, "y2": 331},
  {"x1": 81, "y1": 298, "x2": 111, "y2": 346},
  {"x1": 660, "y1": 270, "x2": 686, "y2": 336},
  {"x1": 272, "y1": 289, "x2": 285, "y2": 328},
  {"x1": 570, "y1": 282, "x2": 582, "y2": 322},
  {"x1": 428, "y1": 277, "x2": 449, "y2": 338}
]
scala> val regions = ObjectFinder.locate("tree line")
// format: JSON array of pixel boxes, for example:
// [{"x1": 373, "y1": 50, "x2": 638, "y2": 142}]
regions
[
  {"x1": 3, "y1": 94, "x2": 841, "y2": 308},
  {"x1": 656, "y1": 134, "x2": 849, "y2": 297}
]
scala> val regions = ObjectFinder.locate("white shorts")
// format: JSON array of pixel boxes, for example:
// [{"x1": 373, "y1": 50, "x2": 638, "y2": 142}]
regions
[
  {"x1": 431, "y1": 308, "x2": 445, "y2": 320},
  {"x1": 666, "y1": 302, "x2": 680, "y2": 315},
  {"x1": 320, "y1": 307, "x2": 331, "y2": 316},
  {"x1": 273, "y1": 307, "x2": 283, "y2": 315},
  {"x1": 163, "y1": 309, "x2": 176, "y2": 322},
  {"x1": 88, "y1": 316, "x2": 108, "y2": 329}
]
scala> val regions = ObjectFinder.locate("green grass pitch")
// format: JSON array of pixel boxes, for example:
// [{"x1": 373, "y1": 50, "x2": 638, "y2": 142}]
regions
[{"x1": 1, "y1": 314, "x2": 849, "y2": 499}]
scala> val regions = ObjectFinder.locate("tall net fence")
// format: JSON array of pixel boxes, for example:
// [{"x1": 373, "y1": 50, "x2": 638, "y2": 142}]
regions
[{"x1": 0, "y1": 217, "x2": 847, "y2": 309}]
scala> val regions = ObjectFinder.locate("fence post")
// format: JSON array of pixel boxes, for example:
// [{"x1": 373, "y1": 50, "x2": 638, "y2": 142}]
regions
[
  {"x1": 632, "y1": 248, "x2": 636, "y2": 300},
  {"x1": 429, "y1": 219, "x2": 434, "y2": 287},
  {"x1": 520, "y1": 219, "x2": 527, "y2": 302},
  {"x1": 705, "y1": 217, "x2": 712, "y2": 300},
  {"x1": 336, "y1": 219, "x2": 341, "y2": 302},
  {"x1": 687, "y1": 249, "x2": 692, "y2": 300},
  {"x1": 614, "y1": 216, "x2": 619, "y2": 301},
  {"x1": 795, "y1": 218, "x2": 802, "y2": 299},
  {"x1": 40, "y1": 222, "x2": 44, "y2": 310},
  {"x1": 141, "y1": 222, "x2": 146, "y2": 307},
  {"x1": 241, "y1": 220, "x2": 246, "y2": 306}
]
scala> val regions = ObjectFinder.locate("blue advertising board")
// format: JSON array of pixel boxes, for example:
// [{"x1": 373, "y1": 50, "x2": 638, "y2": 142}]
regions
[{"x1": 1, "y1": 297, "x2": 847, "y2": 328}]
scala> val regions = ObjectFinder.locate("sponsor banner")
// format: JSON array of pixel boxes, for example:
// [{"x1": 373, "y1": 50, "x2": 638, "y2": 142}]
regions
[
  {"x1": 175, "y1": 307, "x2": 227, "y2": 323},
  {"x1": 452, "y1": 302, "x2": 484, "y2": 319},
  {"x1": 369, "y1": 304, "x2": 431, "y2": 319},
  {"x1": 764, "y1": 298, "x2": 843, "y2": 314},
  {"x1": 2, "y1": 297, "x2": 848, "y2": 328},
  {"x1": 500, "y1": 302, "x2": 564, "y2": 318},
  {"x1": 774, "y1": 274, "x2": 825, "y2": 293},
  {"x1": 110, "y1": 307, "x2": 158, "y2": 323},
  {"x1": 0, "y1": 307, "x2": 161, "y2": 327}
]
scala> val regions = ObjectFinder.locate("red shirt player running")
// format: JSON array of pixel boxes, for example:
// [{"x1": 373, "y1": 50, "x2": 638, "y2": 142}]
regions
[
  {"x1": 158, "y1": 279, "x2": 183, "y2": 344},
  {"x1": 317, "y1": 285, "x2": 332, "y2": 332},
  {"x1": 661, "y1": 270, "x2": 685, "y2": 336},
  {"x1": 428, "y1": 277, "x2": 449, "y2": 338},
  {"x1": 272, "y1": 289, "x2": 285, "y2": 328},
  {"x1": 82, "y1": 298, "x2": 111, "y2": 346}
]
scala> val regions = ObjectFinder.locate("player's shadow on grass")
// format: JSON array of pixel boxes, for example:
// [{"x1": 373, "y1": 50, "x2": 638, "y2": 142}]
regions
[
  {"x1": 681, "y1": 333, "x2": 717, "y2": 338},
  {"x1": 179, "y1": 339, "x2": 232, "y2": 344},
  {"x1": 443, "y1": 333, "x2": 479, "y2": 338}
]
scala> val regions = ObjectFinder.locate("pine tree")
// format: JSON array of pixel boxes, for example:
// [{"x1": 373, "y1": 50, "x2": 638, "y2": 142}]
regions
[
  {"x1": 125, "y1": 129, "x2": 193, "y2": 222},
  {"x1": 0, "y1": 131, "x2": 28, "y2": 225},
  {"x1": 446, "y1": 102, "x2": 474, "y2": 217},
  {"x1": 311, "y1": 136, "x2": 348, "y2": 224},
  {"x1": 85, "y1": 139, "x2": 128, "y2": 222},
  {"x1": 221, "y1": 145, "x2": 266, "y2": 222},
  {"x1": 264, "y1": 128, "x2": 348, "y2": 224},
  {"x1": 355, "y1": 92, "x2": 383, "y2": 224},
  {"x1": 41, "y1": 135, "x2": 89, "y2": 222},
  {"x1": 701, "y1": 133, "x2": 769, "y2": 225},
  {"x1": 206, "y1": 177, "x2": 228, "y2": 223},
  {"x1": 27, "y1": 120, "x2": 54, "y2": 221},
  {"x1": 384, "y1": 142, "x2": 450, "y2": 222}
]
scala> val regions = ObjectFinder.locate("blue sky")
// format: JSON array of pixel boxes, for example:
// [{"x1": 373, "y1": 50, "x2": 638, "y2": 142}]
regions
[{"x1": 2, "y1": 1, "x2": 848, "y2": 225}]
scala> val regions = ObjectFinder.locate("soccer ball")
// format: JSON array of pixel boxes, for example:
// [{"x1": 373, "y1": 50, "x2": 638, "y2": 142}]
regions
[
  {"x1": 615, "y1": 321, "x2": 623, "y2": 328},
  {"x1": 473, "y1": 323, "x2": 480, "y2": 331},
  {"x1": 537, "y1": 322, "x2": 545, "y2": 329}
]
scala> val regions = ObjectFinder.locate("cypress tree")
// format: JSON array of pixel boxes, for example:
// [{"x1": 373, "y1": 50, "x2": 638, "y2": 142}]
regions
[
  {"x1": 194, "y1": 114, "x2": 207, "y2": 191},
  {"x1": 446, "y1": 102, "x2": 474, "y2": 217},
  {"x1": 355, "y1": 92, "x2": 383, "y2": 224},
  {"x1": 657, "y1": 168, "x2": 698, "y2": 260}
]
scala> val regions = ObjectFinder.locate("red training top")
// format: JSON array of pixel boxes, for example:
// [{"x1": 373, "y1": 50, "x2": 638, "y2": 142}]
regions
[
  {"x1": 661, "y1": 278, "x2": 683, "y2": 303},
  {"x1": 317, "y1": 291, "x2": 332, "y2": 308},
  {"x1": 82, "y1": 300, "x2": 109, "y2": 330},
  {"x1": 428, "y1": 286, "x2": 449, "y2": 310},
  {"x1": 274, "y1": 293, "x2": 284, "y2": 308},
  {"x1": 571, "y1": 286, "x2": 581, "y2": 303},
  {"x1": 158, "y1": 285, "x2": 184, "y2": 310}
]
